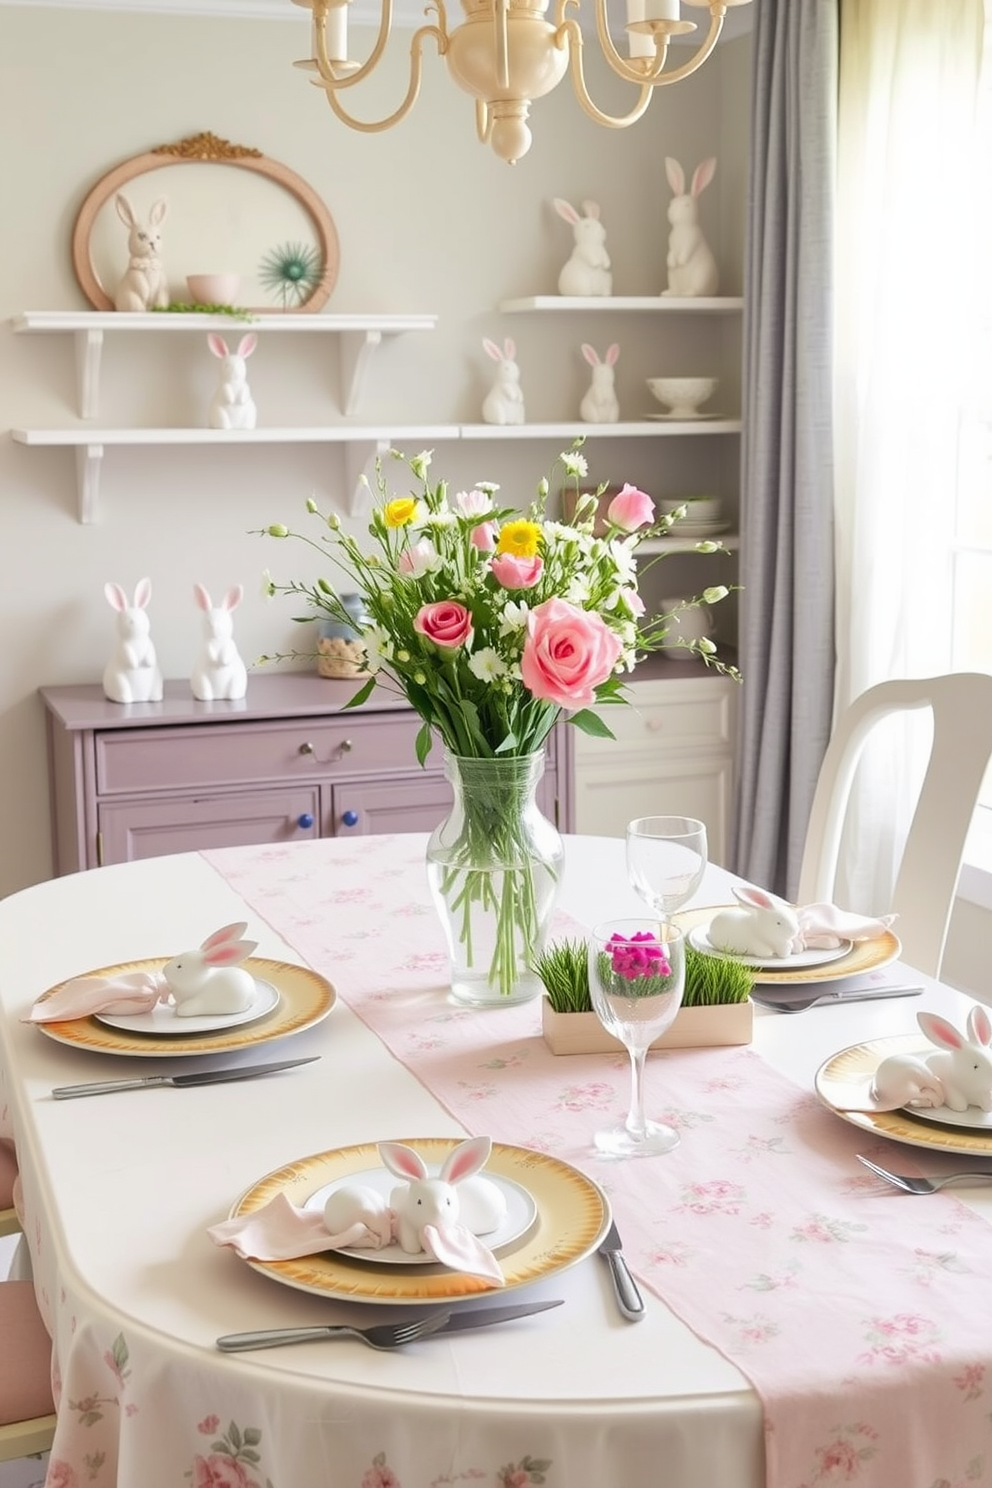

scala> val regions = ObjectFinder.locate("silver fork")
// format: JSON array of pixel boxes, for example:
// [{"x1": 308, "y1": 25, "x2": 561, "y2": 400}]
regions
[
  {"x1": 217, "y1": 1309, "x2": 453, "y2": 1353},
  {"x1": 856, "y1": 1154, "x2": 992, "y2": 1194}
]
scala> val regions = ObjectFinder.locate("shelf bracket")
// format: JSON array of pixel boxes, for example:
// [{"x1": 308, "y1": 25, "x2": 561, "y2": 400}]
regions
[
  {"x1": 339, "y1": 330, "x2": 382, "y2": 416},
  {"x1": 75, "y1": 328, "x2": 103, "y2": 420},
  {"x1": 344, "y1": 439, "x2": 391, "y2": 514},
  {"x1": 75, "y1": 444, "x2": 104, "y2": 523}
]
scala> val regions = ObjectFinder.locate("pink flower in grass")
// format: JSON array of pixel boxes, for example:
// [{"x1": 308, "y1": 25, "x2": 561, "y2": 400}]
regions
[
  {"x1": 413, "y1": 601, "x2": 473, "y2": 649},
  {"x1": 490, "y1": 552, "x2": 544, "y2": 590},
  {"x1": 521, "y1": 597, "x2": 622, "y2": 709},
  {"x1": 607, "y1": 483, "x2": 655, "y2": 532},
  {"x1": 607, "y1": 932, "x2": 670, "y2": 981}
]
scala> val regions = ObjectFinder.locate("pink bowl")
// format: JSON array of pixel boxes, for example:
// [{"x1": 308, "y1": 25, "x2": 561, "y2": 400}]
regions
[{"x1": 186, "y1": 273, "x2": 241, "y2": 306}]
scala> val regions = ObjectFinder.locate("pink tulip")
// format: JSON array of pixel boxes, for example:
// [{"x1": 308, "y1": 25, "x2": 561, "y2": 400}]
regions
[
  {"x1": 413, "y1": 600, "x2": 474, "y2": 649},
  {"x1": 607, "y1": 483, "x2": 655, "y2": 532},
  {"x1": 520, "y1": 597, "x2": 622, "y2": 709},
  {"x1": 470, "y1": 521, "x2": 498, "y2": 552},
  {"x1": 491, "y1": 552, "x2": 544, "y2": 590}
]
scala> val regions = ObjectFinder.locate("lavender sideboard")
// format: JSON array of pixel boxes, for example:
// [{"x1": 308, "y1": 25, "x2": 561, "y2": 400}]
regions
[{"x1": 40, "y1": 674, "x2": 573, "y2": 874}]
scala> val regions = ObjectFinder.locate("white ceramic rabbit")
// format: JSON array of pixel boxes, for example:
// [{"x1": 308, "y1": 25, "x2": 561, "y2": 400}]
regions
[
  {"x1": 874, "y1": 1006, "x2": 992, "y2": 1114},
  {"x1": 113, "y1": 193, "x2": 169, "y2": 313},
  {"x1": 207, "y1": 333, "x2": 258, "y2": 431},
  {"x1": 190, "y1": 583, "x2": 248, "y2": 701},
  {"x1": 579, "y1": 342, "x2": 620, "y2": 423},
  {"x1": 662, "y1": 158, "x2": 720, "y2": 298},
  {"x1": 378, "y1": 1136, "x2": 505, "y2": 1284},
  {"x1": 481, "y1": 337, "x2": 525, "y2": 426},
  {"x1": 322, "y1": 1185, "x2": 394, "y2": 1250},
  {"x1": 553, "y1": 199, "x2": 613, "y2": 297},
  {"x1": 707, "y1": 886, "x2": 801, "y2": 959},
  {"x1": 162, "y1": 921, "x2": 258, "y2": 1017},
  {"x1": 102, "y1": 578, "x2": 164, "y2": 704}
]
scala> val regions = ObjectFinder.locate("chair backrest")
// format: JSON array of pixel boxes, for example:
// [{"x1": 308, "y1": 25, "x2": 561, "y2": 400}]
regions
[
  {"x1": 0, "y1": 1140, "x2": 19, "y2": 1239},
  {"x1": 797, "y1": 673, "x2": 992, "y2": 979},
  {"x1": 0, "y1": 1280, "x2": 56, "y2": 1462}
]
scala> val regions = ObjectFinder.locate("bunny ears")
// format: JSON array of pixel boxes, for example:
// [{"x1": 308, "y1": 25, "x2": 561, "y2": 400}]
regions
[
  {"x1": 207, "y1": 332, "x2": 258, "y2": 360},
  {"x1": 665, "y1": 157, "x2": 717, "y2": 198}
]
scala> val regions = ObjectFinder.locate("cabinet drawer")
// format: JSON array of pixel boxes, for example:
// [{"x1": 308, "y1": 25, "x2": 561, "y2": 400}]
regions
[
  {"x1": 575, "y1": 685, "x2": 736, "y2": 758},
  {"x1": 98, "y1": 787, "x2": 321, "y2": 864},
  {"x1": 95, "y1": 713, "x2": 427, "y2": 795}
]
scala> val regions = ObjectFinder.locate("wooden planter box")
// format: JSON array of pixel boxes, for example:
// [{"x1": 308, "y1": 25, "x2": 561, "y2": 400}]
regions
[{"x1": 541, "y1": 997, "x2": 753, "y2": 1055}]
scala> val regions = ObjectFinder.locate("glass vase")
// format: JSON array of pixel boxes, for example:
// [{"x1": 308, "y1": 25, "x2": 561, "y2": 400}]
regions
[{"x1": 426, "y1": 751, "x2": 564, "y2": 1007}]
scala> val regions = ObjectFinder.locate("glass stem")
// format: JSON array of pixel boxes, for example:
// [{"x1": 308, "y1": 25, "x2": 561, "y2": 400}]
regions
[{"x1": 625, "y1": 1046, "x2": 649, "y2": 1139}]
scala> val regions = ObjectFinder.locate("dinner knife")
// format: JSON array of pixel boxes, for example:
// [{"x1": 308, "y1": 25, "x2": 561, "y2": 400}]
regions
[
  {"x1": 51, "y1": 1055, "x2": 320, "y2": 1099},
  {"x1": 598, "y1": 1221, "x2": 645, "y2": 1322},
  {"x1": 216, "y1": 1297, "x2": 564, "y2": 1351}
]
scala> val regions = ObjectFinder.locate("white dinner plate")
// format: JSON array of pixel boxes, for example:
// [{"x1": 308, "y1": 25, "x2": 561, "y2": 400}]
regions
[
  {"x1": 816, "y1": 1036, "x2": 992, "y2": 1155},
  {"x1": 667, "y1": 521, "x2": 732, "y2": 539},
  {"x1": 94, "y1": 977, "x2": 280, "y2": 1035},
  {"x1": 688, "y1": 923, "x2": 853, "y2": 971},
  {"x1": 303, "y1": 1166, "x2": 538, "y2": 1265},
  {"x1": 674, "y1": 908, "x2": 902, "y2": 986}
]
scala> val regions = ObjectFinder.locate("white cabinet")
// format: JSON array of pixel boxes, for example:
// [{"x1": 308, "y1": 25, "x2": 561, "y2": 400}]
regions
[{"x1": 572, "y1": 670, "x2": 739, "y2": 865}]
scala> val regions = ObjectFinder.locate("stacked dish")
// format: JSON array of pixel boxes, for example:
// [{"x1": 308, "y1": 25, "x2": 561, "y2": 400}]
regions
[{"x1": 660, "y1": 495, "x2": 730, "y2": 540}]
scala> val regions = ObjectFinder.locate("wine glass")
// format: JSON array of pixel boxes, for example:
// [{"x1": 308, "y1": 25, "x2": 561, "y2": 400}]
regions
[
  {"x1": 587, "y1": 918, "x2": 686, "y2": 1158},
  {"x1": 626, "y1": 816, "x2": 708, "y2": 915}
]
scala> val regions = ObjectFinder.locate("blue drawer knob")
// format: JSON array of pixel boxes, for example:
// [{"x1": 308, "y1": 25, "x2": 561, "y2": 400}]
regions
[
  {"x1": 297, "y1": 813, "x2": 315, "y2": 830},
  {"x1": 342, "y1": 809, "x2": 360, "y2": 827}
]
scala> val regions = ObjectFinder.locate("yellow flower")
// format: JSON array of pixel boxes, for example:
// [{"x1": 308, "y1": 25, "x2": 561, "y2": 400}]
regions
[
  {"x1": 496, "y1": 520, "x2": 542, "y2": 559},
  {"x1": 383, "y1": 497, "x2": 418, "y2": 529}
]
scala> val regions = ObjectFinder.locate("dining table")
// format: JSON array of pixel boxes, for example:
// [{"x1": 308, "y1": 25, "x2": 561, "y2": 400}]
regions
[{"x1": 2, "y1": 832, "x2": 992, "y2": 1488}]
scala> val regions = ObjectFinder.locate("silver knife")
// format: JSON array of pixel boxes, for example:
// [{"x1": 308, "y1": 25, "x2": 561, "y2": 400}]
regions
[
  {"x1": 598, "y1": 1221, "x2": 644, "y2": 1322},
  {"x1": 52, "y1": 1055, "x2": 320, "y2": 1099},
  {"x1": 216, "y1": 1297, "x2": 564, "y2": 1351}
]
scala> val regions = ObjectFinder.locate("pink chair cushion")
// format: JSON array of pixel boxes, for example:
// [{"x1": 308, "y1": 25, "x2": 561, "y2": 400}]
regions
[
  {"x1": 0, "y1": 1139, "x2": 16, "y2": 1211},
  {"x1": 0, "y1": 1282, "x2": 55, "y2": 1425}
]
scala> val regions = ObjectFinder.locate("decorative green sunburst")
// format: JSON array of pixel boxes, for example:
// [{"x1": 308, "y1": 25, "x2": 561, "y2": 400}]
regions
[{"x1": 258, "y1": 241, "x2": 325, "y2": 309}]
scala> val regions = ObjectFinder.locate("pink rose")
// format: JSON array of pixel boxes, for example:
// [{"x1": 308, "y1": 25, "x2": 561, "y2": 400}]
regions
[
  {"x1": 413, "y1": 600, "x2": 473, "y2": 649},
  {"x1": 607, "y1": 483, "x2": 655, "y2": 531},
  {"x1": 491, "y1": 552, "x2": 544, "y2": 590},
  {"x1": 520, "y1": 597, "x2": 622, "y2": 709},
  {"x1": 470, "y1": 521, "x2": 498, "y2": 552},
  {"x1": 46, "y1": 1463, "x2": 79, "y2": 1488},
  {"x1": 192, "y1": 1455, "x2": 253, "y2": 1488}
]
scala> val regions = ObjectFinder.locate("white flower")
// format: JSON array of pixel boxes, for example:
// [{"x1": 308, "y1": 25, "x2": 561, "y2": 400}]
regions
[
  {"x1": 454, "y1": 488, "x2": 494, "y2": 517},
  {"x1": 260, "y1": 568, "x2": 276, "y2": 600},
  {"x1": 608, "y1": 536, "x2": 638, "y2": 585},
  {"x1": 560, "y1": 451, "x2": 589, "y2": 479},
  {"x1": 499, "y1": 599, "x2": 529, "y2": 634},
  {"x1": 408, "y1": 450, "x2": 433, "y2": 479},
  {"x1": 364, "y1": 624, "x2": 393, "y2": 665},
  {"x1": 425, "y1": 510, "x2": 458, "y2": 530},
  {"x1": 566, "y1": 573, "x2": 592, "y2": 605},
  {"x1": 618, "y1": 587, "x2": 646, "y2": 618},
  {"x1": 398, "y1": 538, "x2": 441, "y2": 577},
  {"x1": 468, "y1": 647, "x2": 509, "y2": 683}
]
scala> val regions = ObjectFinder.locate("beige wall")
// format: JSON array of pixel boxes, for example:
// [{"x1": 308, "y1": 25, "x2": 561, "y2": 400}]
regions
[{"x1": 0, "y1": 4, "x2": 752, "y2": 897}]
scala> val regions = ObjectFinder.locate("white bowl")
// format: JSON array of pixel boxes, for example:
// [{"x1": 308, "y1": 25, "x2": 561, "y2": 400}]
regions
[
  {"x1": 647, "y1": 377, "x2": 719, "y2": 417},
  {"x1": 186, "y1": 273, "x2": 241, "y2": 306}
]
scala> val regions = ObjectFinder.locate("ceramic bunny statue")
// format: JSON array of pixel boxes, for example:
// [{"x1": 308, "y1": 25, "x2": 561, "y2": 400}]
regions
[
  {"x1": 579, "y1": 342, "x2": 620, "y2": 423},
  {"x1": 873, "y1": 1005, "x2": 992, "y2": 1113},
  {"x1": 553, "y1": 199, "x2": 613, "y2": 297},
  {"x1": 207, "y1": 333, "x2": 258, "y2": 430},
  {"x1": 162, "y1": 922, "x2": 258, "y2": 1017},
  {"x1": 190, "y1": 583, "x2": 248, "y2": 701},
  {"x1": 378, "y1": 1137, "x2": 505, "y2": 1283},
  {"x1": 663, "y1": 158, "x2": 720, "y2": 298},
  {"x1": 102, "y1": 578, "x2": 164, "y2": 704},
  {"x1": 113, "y1": 193, "x2": 169, "y2": 312},
  {"x1": 481, "y1": 337, "x2": 525, "y2": 426},
  {"x1": 707, "y1": 887, "x2": 801, "y2": 959}
]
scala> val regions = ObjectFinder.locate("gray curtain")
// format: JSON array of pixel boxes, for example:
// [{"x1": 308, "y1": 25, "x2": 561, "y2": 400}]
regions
[{"x1": 730, "y1": 0, "x2": 838, "y2": 899}]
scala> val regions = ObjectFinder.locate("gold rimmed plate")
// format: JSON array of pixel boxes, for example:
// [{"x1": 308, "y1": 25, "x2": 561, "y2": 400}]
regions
[
  {"x1": 229, "y1": 1138, "x2": 611, "y2": 1304},
  {"x1": 33, "y1": 957, "x2": 334, "y2": 1057},
  {"x1": 816, "y1": 1035, "x2": 992, "y2": 1156},
  {"x1": 675, "y1": 907, "x2": 901, "y2": 985}
]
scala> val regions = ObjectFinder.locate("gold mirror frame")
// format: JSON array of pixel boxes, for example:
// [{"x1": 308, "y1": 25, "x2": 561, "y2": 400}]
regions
[{"x1": 71, "y1": 132, "x2": 340, "y2": 314}]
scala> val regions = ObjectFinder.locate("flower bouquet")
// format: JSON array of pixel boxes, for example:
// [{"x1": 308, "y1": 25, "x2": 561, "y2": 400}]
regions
[{"x1": 261, "y1": 442, "x2": 736, "y2": 1004}]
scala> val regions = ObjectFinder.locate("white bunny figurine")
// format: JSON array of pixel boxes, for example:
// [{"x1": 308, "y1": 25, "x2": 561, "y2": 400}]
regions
[
  {"x1": 662, "y1": 157, "x2": 720, "y2": 298},
  {"x1": 378, "y1": 1137, "x2": 505, "y2": 1283},
  {"x1": 579, "y1": 342, "x2": 620, "y2": 423},
  {"x1": 553, "y1": 198, "x2": 613, "y2": 297},
  {"x1": 707, "y1": 886, "x2": 801, "y2": 960},
  {"x1": 113, "y1": 193, "x2": 169, "y2": 312},
  {"x1": 207, "y1": 333, "x2": 258, "y2": 430},
  {"x1": 162, "y1": 922, "x2": 258, "y2": 1017},
  {"x1": 190, "y1": 583, "x2": 248, "y2": 701},
  {"x1": 102, "y1": 578, "x2": 164, "y2": 704},
  {"x1": 874, "y1": 1006, "x2": 992, "y2": 1114},
  {"x1": 481, "y1": 337, "x2": 525, "y2": 426}
]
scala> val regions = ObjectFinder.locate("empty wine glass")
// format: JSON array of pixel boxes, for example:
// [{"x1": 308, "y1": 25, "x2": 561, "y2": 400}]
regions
[
  {"x1": 626, "y1": 816, "x2": 708, "y2": 915},
  {"x1": 587, "y1": 918, "x2": 686, "y2": 1158}
]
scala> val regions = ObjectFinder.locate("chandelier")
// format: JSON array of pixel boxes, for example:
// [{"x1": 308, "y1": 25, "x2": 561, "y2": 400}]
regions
[{"x1": 291, "y1": 0, "x2": 752, "y2": 164}]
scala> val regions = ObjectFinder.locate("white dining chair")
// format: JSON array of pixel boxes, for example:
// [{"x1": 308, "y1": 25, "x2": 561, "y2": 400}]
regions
[{"x1": 797, "y1": 672, "x2": 992, "y2": 980}]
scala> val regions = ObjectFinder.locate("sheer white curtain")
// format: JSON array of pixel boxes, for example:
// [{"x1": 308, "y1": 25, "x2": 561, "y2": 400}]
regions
[{"x1": 832, "y1": 0, "x2": 989, "y2": 913}]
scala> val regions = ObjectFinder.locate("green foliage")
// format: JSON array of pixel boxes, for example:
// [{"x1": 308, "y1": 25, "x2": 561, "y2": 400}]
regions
[{"x1": 152, "y1": 302, "x2": 254, "y2": 319}]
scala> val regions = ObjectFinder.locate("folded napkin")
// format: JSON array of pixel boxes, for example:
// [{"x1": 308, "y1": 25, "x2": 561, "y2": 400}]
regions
[
  {"x1": 794, "y1": 903, "x2": 897, "y2": 951},
  {"x1": 24, "y1": 970, "x2": 168, "y2": 1023}
]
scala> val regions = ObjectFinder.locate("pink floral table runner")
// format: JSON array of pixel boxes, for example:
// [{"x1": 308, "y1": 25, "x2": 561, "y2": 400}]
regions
[{"x1": 204, "y1": 836, "x2": 992, "y2": 1488}]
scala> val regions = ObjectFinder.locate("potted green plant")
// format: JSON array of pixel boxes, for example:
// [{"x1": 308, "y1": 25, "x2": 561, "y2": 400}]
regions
[{"x1": 534, "y1": 937, "x2": 754, "y2": 1055}]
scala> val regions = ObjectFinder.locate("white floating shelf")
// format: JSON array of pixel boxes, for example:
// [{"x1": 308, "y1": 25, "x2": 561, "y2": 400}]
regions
[
  {"x1": 498, "y1": 296, "x2": 744, "y2": 313},
  {"x1": 639, "y1": 534, "x2": 740, "y2": 555},
  {"x1": 459, "y1": 419, "x2": 743, "y2": 439}
]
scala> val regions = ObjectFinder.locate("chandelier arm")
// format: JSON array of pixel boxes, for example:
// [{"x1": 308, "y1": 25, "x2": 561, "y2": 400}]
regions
[
  {"x1": 475, "y1": 99, "x2": 494, "y2": 147},
  {"x1": 557, "y1": 19, "x2": 654, "y2": 127},
  {"x1": 647, "y1": 12, "x2": 724, "y2": 82},
  {"x1": 495, "y1": 0, "x2": 510, "y2": 91},
  {"x1": 318, "y1": 26, "x2": 445, "y2": 130},
  {"x1": 587, "y1": 0, "x2": 669, "y2": 85}
]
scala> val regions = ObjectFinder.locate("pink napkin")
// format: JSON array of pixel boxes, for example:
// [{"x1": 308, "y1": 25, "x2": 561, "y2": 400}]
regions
[
  {"x1": 23, "y1": 970, "x2": 168, "y2": 1023},
  {"x1": 794, "y1": 903, "x2": 896, "y2": 950},
  {"x1": 208, "y1": 1192, "x2": 505, "y2": 1285}
]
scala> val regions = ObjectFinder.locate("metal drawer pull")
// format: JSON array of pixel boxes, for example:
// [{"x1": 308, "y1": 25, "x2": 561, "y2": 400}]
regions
[{"x1": 298, "y1": 738, "x2": 353, "y2": 762}]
